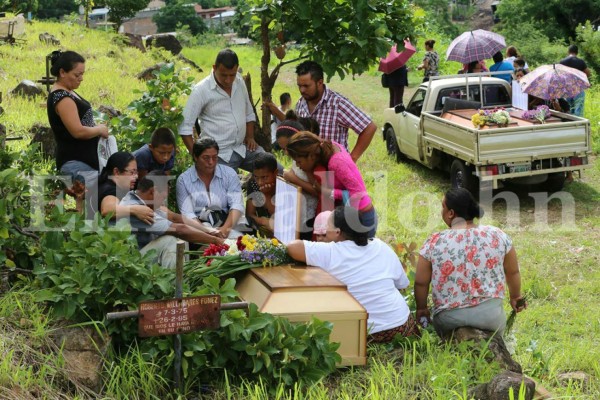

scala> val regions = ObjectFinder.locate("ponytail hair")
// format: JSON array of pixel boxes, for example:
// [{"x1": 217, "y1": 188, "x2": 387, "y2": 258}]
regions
[
  {"x1": 286, "y1": 131, "x2": 334, "y2": 166},
  {"x1": 50, "y1": 50, "x2": 85, "y2": 77},
  {"x1": 444, "y1": 188, "x2": 484, "y2": 221},
  {"x1": 99, "y1": 151, "x2": 135, "y2": 184},
  {"x1": 332, "y1": 206, "x2": 369, "y2": 246}
]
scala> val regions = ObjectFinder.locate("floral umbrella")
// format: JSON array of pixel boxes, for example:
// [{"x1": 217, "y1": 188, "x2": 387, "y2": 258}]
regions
[
  {"x1": 446, "y1": 29, "x2": 506, "y2": 64},
  {"x1": 520, "y1": 64, "x2": 590, "y2": 100}
]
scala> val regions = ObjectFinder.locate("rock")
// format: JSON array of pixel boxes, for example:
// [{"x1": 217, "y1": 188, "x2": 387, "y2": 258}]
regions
[
  {"x1": 177, "y1": 53, "x2": 203, "y2": 73},
  {"x1": 123, "y1": 33, "x2": 146, "y2": 53},
  {"x1": 38, "y1": 32, "x2": 60, "y2": 46},
  {"x1": 30, "y1": 123, "x2": 56, "y2": 160},
  {"x1": 137, "y1": 63, "x2": 166, "y2": 81},
  {"x1": 557, "y1": 371, "x2": 591, "y2": 390},
  {"x1": 10, "y1": 80, "x2": 43, "y2": 99},
  {"x1": 469, "y1": 371, "x2": 535, "y2": 400},
  {"x1": 488, "y1": 371, "x2": 535, "y2": 400},
  {"x1": 449, "y1": 327, "x2": 522, "y2": 373},
  {"x1": 97, "y1": 105, "x2": 122, "y2": 119},
  {"x1": 51, "y1": 326, "x2": 111, "y2": 392},
  {"x1": 146, "y1": 34, "x2": 182, "y2": 55}
]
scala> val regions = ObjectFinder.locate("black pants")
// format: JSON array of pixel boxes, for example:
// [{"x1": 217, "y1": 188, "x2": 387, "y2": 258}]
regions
[{"x1": 388, "y1": 86, "x2": 405, "y2": 108}]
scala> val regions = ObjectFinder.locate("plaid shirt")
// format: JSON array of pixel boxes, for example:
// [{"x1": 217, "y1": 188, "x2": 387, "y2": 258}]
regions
[{"x1": 295, "y1": 87, "x2": 372, "y2": 150}]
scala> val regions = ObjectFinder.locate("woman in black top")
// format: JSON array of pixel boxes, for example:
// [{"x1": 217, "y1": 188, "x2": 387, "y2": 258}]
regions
[{"x1": 47, "y1": 50, "x2": 109, "y2": 214}]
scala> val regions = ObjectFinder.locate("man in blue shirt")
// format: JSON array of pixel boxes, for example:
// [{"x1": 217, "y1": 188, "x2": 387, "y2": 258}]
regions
[{"x1": 489, "y1": 51, "x2": 514, "y2": 83}]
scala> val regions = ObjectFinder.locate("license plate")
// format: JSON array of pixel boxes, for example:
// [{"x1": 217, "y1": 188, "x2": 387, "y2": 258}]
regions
[{"x1": 509, "y1": 164, "x2": 531, "y2": 173}]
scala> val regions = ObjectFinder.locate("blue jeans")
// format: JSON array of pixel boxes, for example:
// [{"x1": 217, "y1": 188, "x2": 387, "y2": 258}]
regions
[
  {"x1": 566, "y1": 91, "x2": 585, "y2": 117},
  {"x1": 359, "y1": 207, "x2": 378, "y2": 239},
  {"x1": 60, "y1": 160, "x2": 99, "y2": 217}
]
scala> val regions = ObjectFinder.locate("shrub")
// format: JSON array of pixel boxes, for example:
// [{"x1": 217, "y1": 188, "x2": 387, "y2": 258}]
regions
[{"x1": 33, "y1": 216, "x2": 175, "y2": 341}]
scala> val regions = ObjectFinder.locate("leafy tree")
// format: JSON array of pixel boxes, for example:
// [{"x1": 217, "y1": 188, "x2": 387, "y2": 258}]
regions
[
  {"x1": 237, "y1": 0, "x2": 418, "y2": 141},
  {"x1": 35, "y1": 0, "x2": 78, "y2": 20},
  {"x1": 497, "y1": 0, "x2": 600, "y2": 42},
  {"x1": 3, "y1": 0, "x2": 38, "y2": 13},
  {"x1": 576, "y1": 21, "x2": 599, "y2": 80},
  {"x1": 105, "y1": 0, "x2": 150, "y2": 30},
  {"x1": 413, "y1": 0, "x2": 458, "y2": 37},
  {"x1": 153, "y1": 3, "x2": 207, "y2": 35}
]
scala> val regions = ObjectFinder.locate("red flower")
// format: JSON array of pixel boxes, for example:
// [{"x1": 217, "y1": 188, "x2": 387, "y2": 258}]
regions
[
  {"x1": 491, "y1": 238, "x2": 499, "y2": 248},
  {"x1": 486, "y1": 257, "x2": 498, "y2": 270},
  {"x1": 471, "y1": 278, "x2": 482, "y2": 290},
  {"x1": 441, "y1": 261, "x2": 455, "y2": 277},
  {"x1": 474, "y1": 258, "x2": 481, "y2": 267},
  {"x1": 466, "y1": 246, "x2": 477, "y2": 262},
  {"x1": 461, "y1": 283, "x2": 469, "y2": 293},
  {"x1": 236, "y1": 235, "x2": 246, "y2": 251}
]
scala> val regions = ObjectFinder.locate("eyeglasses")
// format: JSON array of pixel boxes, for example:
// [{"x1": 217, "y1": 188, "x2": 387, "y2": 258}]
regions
[{"x1": 122, "y1": 169, "x2": 138, "y2": 175}]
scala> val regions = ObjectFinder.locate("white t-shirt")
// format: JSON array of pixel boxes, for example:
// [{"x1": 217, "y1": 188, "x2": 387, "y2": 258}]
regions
[{"x1": 304, "y1": 238, "x2": 411, "y2": 334}]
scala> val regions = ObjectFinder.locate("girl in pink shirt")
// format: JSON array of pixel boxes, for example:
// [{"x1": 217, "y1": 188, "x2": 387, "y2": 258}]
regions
[{"x1": 286, "y1": 131, "x2": 377, "y2": 237}]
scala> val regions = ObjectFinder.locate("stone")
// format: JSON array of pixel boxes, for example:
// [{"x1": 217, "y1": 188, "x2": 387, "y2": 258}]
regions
[
  {"x1": 30, "y1": 124, "x2": 56, "y2": 160},
  {"x1": 177, "y1": 53, "x2": 203, "y2": 72},
  {"x1": 468, "y1": 371, "x2": 535, "y2": 400},
  {"x1": 449, "y1": 327, "x2": 522, "y2": 373},
  {"x1": 123, "y1": 33, "x2": 146, "y2": 53},
  {"x1": 51, "y1": 326, "x2": 111, "y2": 392},
  {"x1": 39, "y1": 32, "x2": 60, "y2": 46},
  {"x1": 145, "y1": 34, "x2": 182, "y2": 55},
  {"x1": 97, "y1": 105, "x2": 122, "y2": 119},
  {"x1": 557, "y1": 371, "x2": 591, "y2": 391},
  {"x1": 137, "y1": 63, "x2": 166, "y2": 81},
  {"x1": 10, "y1": 80, "x2": 43, "y2": 99}
]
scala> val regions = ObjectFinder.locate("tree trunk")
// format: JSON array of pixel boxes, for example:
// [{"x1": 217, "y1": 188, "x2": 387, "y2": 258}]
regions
[
  {"x1": 242, "y1": 73, "x2": 268, "y2": 151},
  {"x1": 259, "y1": 17, "x2": 275, "y2": 151}
]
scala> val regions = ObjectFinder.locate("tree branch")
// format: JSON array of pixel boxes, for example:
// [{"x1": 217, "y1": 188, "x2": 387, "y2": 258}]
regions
[
  {"x1": 11, "y1": 224, "x2": 40, "y2": 241},
  {"x1": 269, "y1": 55, "x2": 309, "y2": 81}
]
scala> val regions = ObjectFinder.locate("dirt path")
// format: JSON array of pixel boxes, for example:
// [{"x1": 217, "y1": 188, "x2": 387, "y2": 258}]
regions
[{"x1": 469, "y1": 0, "x2": 496, "y2": 31}]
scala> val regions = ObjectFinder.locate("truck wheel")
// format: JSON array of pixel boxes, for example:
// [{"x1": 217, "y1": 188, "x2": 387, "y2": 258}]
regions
[
  {"x1": 384, "y1": 127, "x2": 402, "y2": 162},
  {"x1": 544, "y1": 172, "x2": 566, "y2": 193},
  {"x1": 450, "y1": 159, "x2": 479, "y2": 195}
]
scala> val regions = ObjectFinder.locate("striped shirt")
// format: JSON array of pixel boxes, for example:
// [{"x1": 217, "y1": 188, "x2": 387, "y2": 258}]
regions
[
  {"x1": 295, "y1": 86, "x2": 372, "y2": 150},
  {"x1": 176, "y1": 164, "x2": 244, "y2": 220},
  {"x1": 178, "y1": 71, "x2": 256, "y2": 162}
]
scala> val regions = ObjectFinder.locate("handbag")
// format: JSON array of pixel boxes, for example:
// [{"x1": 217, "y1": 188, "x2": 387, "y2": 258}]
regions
[
  {"x1": 381, "y1": 74, "x2": 390, "y2": 88},
  {"x1": 198, "y1": 208, "x2": 228, "y2": 227}
]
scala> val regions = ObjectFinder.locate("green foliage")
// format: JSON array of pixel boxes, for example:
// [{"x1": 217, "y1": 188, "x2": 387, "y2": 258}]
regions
[
  {"x1": 142, "y1": 276, "x2": 341, "y2": 393},
  {"x1": 35, "y1": 0, "x2": 78, "y2": 20},
  {"x1": 576, "y1": 21, "x2": 600, "y2": 81},
  {"x1": 112, "y1": 63, "x2": 194, "y2": 151},
  {"x1": 240, "y1": 0, "x2": 418, "y2": 80},
  {"x1": 413, "y1": 0, "x2": 458, "y2": 38},
  {"x1": 0, "y1": 164, "x2": 40, "y2": 274},
  {"x1": 32, "y1": 216, "x2": 175, "y2": 341},
  {"x1": 105, "y1": 0, "x2": 151, "y2": 29},
  {"x1": 496, "y1": 0, "x2": 600, "y2": 42},
  {"x1": 496, "y1": 21, "x2": 566, "y2": 67},
  {"x1": 153, "y1": 3, "x2": 207, "y2": 35}
]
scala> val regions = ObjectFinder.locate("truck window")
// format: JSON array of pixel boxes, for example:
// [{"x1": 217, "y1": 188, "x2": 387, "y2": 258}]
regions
[
  {"x1": 407, "y1": 89, "x2": 426, "y2": 117},
  {"x1": 484, "y1": 85, "x2": 511, "y2": 106}
]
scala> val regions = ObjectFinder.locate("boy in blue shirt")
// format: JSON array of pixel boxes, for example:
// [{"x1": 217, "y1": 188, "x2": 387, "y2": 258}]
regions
[
  {"x1": 133, "y1": 127, "x2": 176, "y2": 180},
  {"x1": 489, "y1": 51, "x2": 514, "y2": 83}
]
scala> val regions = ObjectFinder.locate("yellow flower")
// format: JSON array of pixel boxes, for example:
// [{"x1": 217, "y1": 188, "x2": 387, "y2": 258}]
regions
[
  {"x1": 271, "y1": 238, "x2": 279, "y2": 246},
  {"x1": 245, "y1": 243, "x2": 255, "y2": 251}
]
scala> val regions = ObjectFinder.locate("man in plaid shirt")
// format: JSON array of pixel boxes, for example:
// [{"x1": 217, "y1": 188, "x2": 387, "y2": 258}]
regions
[{"x1": 294, "y1": 61, "x2": 377, "y2": 162}]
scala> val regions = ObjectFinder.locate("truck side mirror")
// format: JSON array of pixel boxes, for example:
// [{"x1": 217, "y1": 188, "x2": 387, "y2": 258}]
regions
[{"x1": 394, "y1": 104, "x2": 406, "y2": 114}]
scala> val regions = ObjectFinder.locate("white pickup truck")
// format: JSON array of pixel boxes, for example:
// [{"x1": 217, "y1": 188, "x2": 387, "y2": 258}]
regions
[{"x1": 382, "y1": 75, "x2": 592, "y2": 193}]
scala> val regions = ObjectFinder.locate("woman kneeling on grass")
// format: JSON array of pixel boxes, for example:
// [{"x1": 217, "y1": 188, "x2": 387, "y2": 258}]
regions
[
  {"x1": 287, "y1": 206, "x2": 420, "y2": 343},
  {"x1": 414, "y1": 188, "x2": 527, "y2": 337}
]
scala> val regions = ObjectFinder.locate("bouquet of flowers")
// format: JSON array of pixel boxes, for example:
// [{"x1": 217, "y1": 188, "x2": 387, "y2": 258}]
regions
[
  {"x1": 471, "y1": 108, "x2": 511, "y2": 128},
  {"x1": 522, "y1": 105, "x2": 551, "y2": 124},
  {"x1": 184, "y1": 235, "x2": 291, "y2": 287}
]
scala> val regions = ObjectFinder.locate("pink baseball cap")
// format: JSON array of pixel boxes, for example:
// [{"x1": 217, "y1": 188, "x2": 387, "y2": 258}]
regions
[{"x1": 313, "y1": 211, "x2": 332, "y2": 235}]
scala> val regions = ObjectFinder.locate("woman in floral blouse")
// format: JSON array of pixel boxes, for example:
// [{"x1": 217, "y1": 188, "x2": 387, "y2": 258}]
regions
[
  {"x1": 414, "y1": 188, "x2": 526, "y2": 337},
  {"x1": 417, "y1": 39, "x2": 439, "y2": 82}
]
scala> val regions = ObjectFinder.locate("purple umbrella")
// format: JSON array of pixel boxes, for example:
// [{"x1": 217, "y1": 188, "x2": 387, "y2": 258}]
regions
[
  {"x1": 446, "y1": 30, "x2": 506, "y2": 64},
  {"x1": 520, "y1": 64, "x2": 590, "y2": 100}
]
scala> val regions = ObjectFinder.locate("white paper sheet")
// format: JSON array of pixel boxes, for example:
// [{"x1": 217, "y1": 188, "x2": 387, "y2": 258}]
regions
[
  {"x1": 512, "y1": 80, "x2": 529, "y2": 110},
  {"x1": 273, "y1": 177, "x2": 301, "y2": 244}
]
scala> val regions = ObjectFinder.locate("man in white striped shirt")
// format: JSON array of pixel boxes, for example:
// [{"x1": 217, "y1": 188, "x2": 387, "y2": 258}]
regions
[{"x1": 179, "y1": 49, "x2": 268, "y2": 173}]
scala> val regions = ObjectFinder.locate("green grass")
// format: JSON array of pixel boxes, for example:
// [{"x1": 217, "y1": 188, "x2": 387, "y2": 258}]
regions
[{"x1": 1, "y1": 21, "x2": 599, "y2": 399}]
